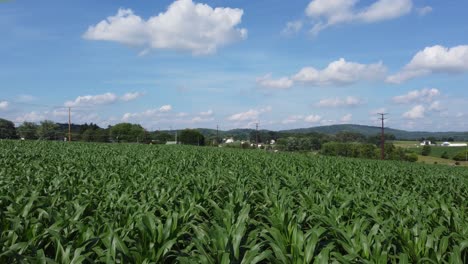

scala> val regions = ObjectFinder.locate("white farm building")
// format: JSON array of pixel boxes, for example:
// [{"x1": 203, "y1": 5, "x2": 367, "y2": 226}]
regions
[{"x1": 441, "y1": 142, "x2": 467, "y2": 147}]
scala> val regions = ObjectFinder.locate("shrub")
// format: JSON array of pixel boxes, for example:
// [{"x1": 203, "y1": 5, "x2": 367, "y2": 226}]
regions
[
  {"x1": 421, "y1": 145, "x2": 431, "y2": 156},
  {"x1": 440, "y1": 151, "x2": 449, "y2": 159},
  {"x1": 405, "y1": 153, "x2": 418, "y2": 162},
  {"x1": 453, "y1": 151, "x2": 468, "y2": 161}
]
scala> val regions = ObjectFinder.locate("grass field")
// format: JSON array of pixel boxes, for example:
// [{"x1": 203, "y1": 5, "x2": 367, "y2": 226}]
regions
[
  {"x1": 417, "y1": 155, "x2": 468, "y2": 166},
  {"x1": 408, "y1": 146, "x2": 466, "y2": 159},
  {"x1": 1, "y1": 141, "x2": 467, "y2": 263}
]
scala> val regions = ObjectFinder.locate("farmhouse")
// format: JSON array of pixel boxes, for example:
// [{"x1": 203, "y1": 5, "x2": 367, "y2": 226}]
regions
[{"x1": 420, "y1": 140, "x2": 433, "y2": 146}]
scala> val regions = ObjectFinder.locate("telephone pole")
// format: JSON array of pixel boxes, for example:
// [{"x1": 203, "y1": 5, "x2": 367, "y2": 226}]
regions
[
  {"x1": 255, "y1": 122, "x2": 259, "y2": 146},
  {"x1": 68, "y1": 107, "x2": 72, "y2": 142},
  {"x1": 378, "y1": 113, "x2": 388, "y2": 160}
]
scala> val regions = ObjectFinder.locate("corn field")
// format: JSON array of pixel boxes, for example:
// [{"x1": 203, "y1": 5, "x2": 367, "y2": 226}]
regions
[{"x1": 1, "y1": 141, "x2": 467, "y2": 263}]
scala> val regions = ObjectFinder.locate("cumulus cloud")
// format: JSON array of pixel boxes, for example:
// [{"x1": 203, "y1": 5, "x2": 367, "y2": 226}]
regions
[
  {"x1": 316, "y1": 96, "x2": 362, "y2": 107},
  {"x1": 387, "y1": 45, "x2": 468, "y2": 83},
  {"x1": 392, "y1": 88, "x2": 440, "y2": 104},
  {"x1": 403, "y1": 105, "x2": 425, "y2": 119},
  {"x1": 64, "y1": 92, "x2": 144, "y2": 107},
  {"x1": 428, "y1": 101, "x2": 443, "y2": 112},
  {"x1": 256, "y1": 74, "x2": 294, "y2": 89},
  {"x1": 306, "y1": 0, "x2": 413, "y2": 34},
  {"x1": 121, "y1": 92, "x2": 144, "y2": 101},
  {"x1": 65, "y1": 93, "x2": 118, "y2": 107},
  {"x1": 292, "y1": 58, "x2": 386, "y2": 86},
  {"x1": 15, "y1": 111, "x2": 46, "y2": 123},
  {"x1": 191, "y1": 116, "x2": 214, "y2": 123},
  {"x1": 416, "y1": 6, "x2": 432, "y2": 16},
  {"x1": 227, "y1": 107, "x2": 271, "y2": 122},
  {"x1": 282, "y1": 20, "x2": 303, "y2": 36},
  {"x1": 341, "y1": 113, "x2": 352, "y2": 122},
  {"x1": 0, "y1": 101, "x2": 9, "y2": 110},
  {"x1": 304, "y1": 114, "x2": 322, "y2": 123},
  {"x1": 281, "y1": 115, "x2": 304, "y2": 124},
  {"x1": 199, "y1": 110, "x2": 213, "y2": 116},
  {"x1": 122, "y1": 105, "x2": 172, "y2": 122},
  {"x1": 83, "y1": 0, "x2": 247, "y2": 55}
]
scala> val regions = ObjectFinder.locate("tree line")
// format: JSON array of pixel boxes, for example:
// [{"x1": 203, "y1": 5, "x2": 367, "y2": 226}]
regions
[{"x1": 0, "y1": 118, "x2": 206, "y2": 145}]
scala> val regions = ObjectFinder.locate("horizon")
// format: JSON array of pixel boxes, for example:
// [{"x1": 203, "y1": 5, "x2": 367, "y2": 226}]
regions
[{"x1": 1, "y1": 0, "x2": 468, "y2": 132}]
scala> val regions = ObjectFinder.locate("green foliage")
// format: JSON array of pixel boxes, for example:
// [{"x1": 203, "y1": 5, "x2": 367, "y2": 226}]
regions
[
  {"x1": 335, "y1": 131, "x2": 367, "y2": 143},
  {"x1": 179, "y1": 129, "x2": 205, "y2": 146},
  {"x1": 276, "y1": 137, "x2": 322, "y2": 152},
  {"x1": 151, "y1": 131, "x2": 173, "y2": 144},
  {"x1": 453, "y1": 151, "x2": 468, "y2": 161},
  {"x1": 0, "y1": 118, "x2": 17, "y2": 139},
  {"x1": 109, "y1": 123, "x2": 146, "y2": 143},
  {"x1": 17, "y1": 122, "x2": 38, "y2": 140},
  {"x1": 37, "y1": 120, "x2": 60, "y2": 140},
  {"x1": 321, "y1": 142, "x2": 417, "y2": 162},
  {"x1": 0, "y1": 141, "x2": 467, "y2": 263},
  {"x1": 422, "y1": 145, "x2": 432, "y2": 156},
  {"x1": 441, "y1": 151, "x2": 450, "y2": 159}
]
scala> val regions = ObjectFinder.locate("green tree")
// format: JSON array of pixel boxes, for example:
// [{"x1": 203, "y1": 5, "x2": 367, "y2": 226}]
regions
[
  {"x1": 17, "y1": 122, "x2": 38, "y2": 139},
  {"x1": 179, "y1": 129, "x2": 205, "y2": 146},
  {"x1": 421, "y1": 145, "x2": 431, "y2": 156},
  {"x1": 151, "y1": 131, "x2": 173, "y2": 144},
  {"x1": 0, "y1": 118, "x2": 18, "y2": 139},
  {"x1": 335, "y1": 131, "x2": 366, "y2": 143},
  {"x1": 37, "y1": 120, "x2": 59, "y2": 140},
  {"x1": 110, "y1": 123, "x2": 146, "y2": 143}
]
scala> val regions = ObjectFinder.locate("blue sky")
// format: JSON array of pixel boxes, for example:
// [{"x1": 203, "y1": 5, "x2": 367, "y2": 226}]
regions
[{"x1": 1, "y1": 0, "x2": 467, "y2": 131}]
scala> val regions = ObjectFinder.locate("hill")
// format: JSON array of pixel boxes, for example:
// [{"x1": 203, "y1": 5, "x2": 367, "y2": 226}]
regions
[{"x1": 194, "y1": 124, "x2": 468, "y2": 141}]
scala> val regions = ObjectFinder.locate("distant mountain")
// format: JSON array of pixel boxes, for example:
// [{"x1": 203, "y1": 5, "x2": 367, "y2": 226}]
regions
[
  {"x1": 281, "y1": 124, "x2": 468, "y2": 140},
  {"x1": 194, "y1": 124, "x2": 468, "y2": 141}
]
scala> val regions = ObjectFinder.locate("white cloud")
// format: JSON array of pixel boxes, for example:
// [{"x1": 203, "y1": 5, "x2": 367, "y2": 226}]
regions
[
  {"x1": 304, "y1": 114, "x2": 322, "y2": 123},
  {"x1": 392, "y1": 88, "x2": 440, "y2": 104},
  {"x1": 428, "y1": 101, "x2": 443, "y2": 112},
  {"x1": 306, "y1": 0, "x2": 413, "y2": 34},
  {"x1": 282, "y1": 20, "x2": 303, "y2": 36},
  {"x1": 122, "y1": 104, "x2": 172, "y2": 122},
  {"x1": 0, "y1": 101, "x2": 9, "y2": 110},
  {"x1": 159, "y1": 105, "x2": 172, "y2": 112},
  {"x1": 121, "y1": 92, "x2": 144, "y2": 101},
  {"x1": 403, "y1": 105, "x2": 425, "y2": 119},
  {"x1": 15, "y1": 111, "x2": 46, "y2": 123},
  {"x1": 16, "y1": 94, "x2": 36, "y2": 102},
  {"x1": 387, "y1": 45, "x2": 468, "y2": 83},
  {"x1": 65, "y1": 93, "x2": 118, "y2": 107},
  {"x1": 317, "y1": 96, "x2": 362, "y2": 107},
  {"x1": 292, "y1": 58, "x2": 386, "y2": 86},
  {"x1": 227, "y1": 107, "x2": 271, "y2": 122},
  {"x1": 370, "y1": 107, "x2": 387, "y2": 115},
  {"x1": 256, "y1": 74, "x2": 294, "y2": 89},
  {"x1": 416, "y1": 6, "x2": 432, "y2": 16},
  {"x1": 191, "y1": 116, "x2": 214, "y2": 123},
  {"x1": 83, "y1": 0, "x2": 247, "y2": 55},
  {"x1": 341, "y1": 113, "x2": 352, "y2": 122},
  {"x1": 199, "y1": 110, "x2": 213, "y2": 116},
  {"x1": 281, "y1": 115, "x2": 304, "y2": 124}
]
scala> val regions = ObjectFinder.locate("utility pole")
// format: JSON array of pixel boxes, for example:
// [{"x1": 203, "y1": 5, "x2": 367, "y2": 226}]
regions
[
  {"x1": 378, "y1": 113, "x2": 388, "y2": 160},
  {"x1": 68, "y1": 107, "x2": 72, "y2": 142},
  {"x1": 255, "y1": 122, "x2": 259, "y2": 146}
]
